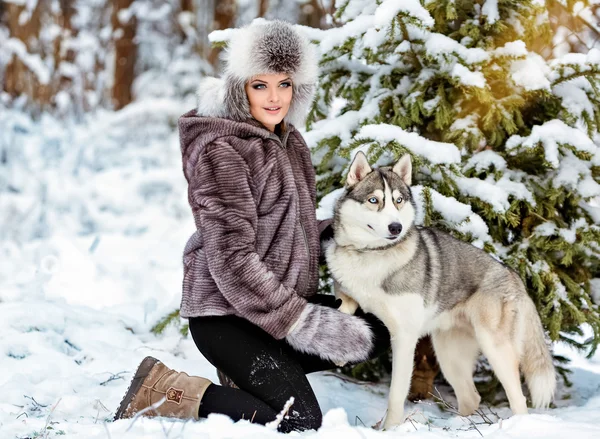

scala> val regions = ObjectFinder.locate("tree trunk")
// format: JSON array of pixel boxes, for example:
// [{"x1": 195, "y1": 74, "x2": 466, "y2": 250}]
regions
[
  {"x1": 298, "y1": 0, "x2": 325, "y2": 29},
  {"x1": 181, "y1": 0, "x2": 194, "y2": 12},
  {"x1": 208, "y1": 0, "x2": 237, "y2": 67},
  {"x1": 3, "y1": 2, "x2": 48, "y2": 104},
  {"x1": 54, "y1": 1, "x2": 75, "y2": 86},
  {"x1": 58, "y1": 0, "x2": 75, "y2": 30},
  {"x1": 178, "y1": 0, "x2": 197, "y2": 45},
  {"x1": 258, "y1": 0, "x2": 269, "y2": 17},
  {"x1": 408, "y1": 336, "x2": 440, "y2": 402},
  {"x1": 111, "y1": 0, "x2": 137, "y2": 110}
]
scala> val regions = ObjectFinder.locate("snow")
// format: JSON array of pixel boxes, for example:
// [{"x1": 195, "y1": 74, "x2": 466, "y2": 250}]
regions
[
  {"x1": 553, "y1": 78, "x2": 595, "y2": 121},
  {"x1": 533, "y1": 219, "x2": 586, "y2": 245},
  {"x1": 317, "y1": 188, "x2": 344, "y2": 221},
  {"x1": 495, "y1": 175, "x2": 536, "y2": 205},
  {"x1": 425, "y1": 33, "x2": 489, "y2": 64},
  {"x1": 2, "y1": 99, "x2": 599, "y2": 438},
  {"x1": 464, "y1": 150, "x2": 507, "y2": 173},
  {"x1": 363, "y1": 27, "x2": 389, "y2": 51},
  {"x1": 455, "y1": 177, "x2": 511, "y2": 212},
  {"x1": 578, "y1": 174, "x2": 600, "y2": 198},
  {"x1": 591, "y1": 279, "x2": 600, "y2": 304},
  {"x1": 4, "y1": 269, "x2": 600, "y2": 438},
  {"x1": 352, "y1": 124, "x2": 461, "y2": 165},
  {"x1": 450, "y1": 114, "x2": 481, "y2": 137},
  {"x1": 451, "y1": 63, "x2": 486, "y2": 88},
  {"x1": 374, "y1": 0, "x2": 434, "y2": 28},
  {"x1": 511, "y1": 53, "x2": 551, "y2": 91},
  {"x1": 551, "y1": 48, "x2": 600, "y2": 74},
  {"x1": 493, "y1": 41, "x2": 528, "y2": 58},
  {"x1": 418, "y1": 186, "x2": 492, "y2": 244},
  {"x1": 304, "y1": 110, "x2": 364, "y2": 146},
  {"x1": 482, "y1": 0, "x2": 499, "y2": 24},
  {"x1": 2, "y1": 38, "x2": 51, "y2": 85},
  {"x1": 553, "y1": 151, "x2": 600, "y2": 198},
  {"x1": 506, "y1": 120, "x2": 597, "y2": 168},
  {"x1": 335, "y1": 0, "x2": 379, "y2": 23},
  {"x1": 305, "y1": 15, "x2": 376, "y2": 54},
  {"x1": 2, "y1": 1, "x2": 600, "y2": 437},
  {"x1": 581, "y1": 201, "x2": 600, "y2": 224}
]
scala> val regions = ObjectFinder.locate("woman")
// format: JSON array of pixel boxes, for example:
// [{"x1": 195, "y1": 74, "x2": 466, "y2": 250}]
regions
[{"x1": 113, "y1": 20, "x2": 390, "y2": 432}]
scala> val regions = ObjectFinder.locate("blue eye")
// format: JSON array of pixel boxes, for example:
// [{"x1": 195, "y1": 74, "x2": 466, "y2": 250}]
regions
[
  {"x1": 280, "y1": 82, "x2": 292, "y2": 88},
  {"x1": 368, "y1": 197, "x2": 378, "y2": 204},
  {"x1": 396, "y1": 197, "x2": 403, "y2": 204},
  {"x1": 252, "y1": 84, "x2": 266, "y2": 90}
]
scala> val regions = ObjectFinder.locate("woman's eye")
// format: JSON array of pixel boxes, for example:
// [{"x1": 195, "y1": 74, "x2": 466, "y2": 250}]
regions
[
  {"x1": 368, "y1": 197, "x2": 378, "y2": 204},
  {"x1": 396, "y1": 197, "x2": 403, "y2": 204},
  {"x1": 280, "y1": 82, "x2": 292, "y2": 88},
  {"x1": 252, "y1": 84, "x2": 266, "y2": 90}
]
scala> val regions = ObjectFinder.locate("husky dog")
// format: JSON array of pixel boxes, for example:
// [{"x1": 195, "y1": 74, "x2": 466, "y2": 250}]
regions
[{"x1": 325, "y1": 152, "x2": 556, "y2": 429}]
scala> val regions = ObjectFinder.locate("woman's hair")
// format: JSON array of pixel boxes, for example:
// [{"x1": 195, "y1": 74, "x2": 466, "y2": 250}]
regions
[{"x1": 276, "y1": 121, "x2": 287, "y2": 135}]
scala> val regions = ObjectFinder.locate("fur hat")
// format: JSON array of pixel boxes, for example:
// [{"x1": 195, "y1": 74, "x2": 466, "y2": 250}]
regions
[{"x1": 197, "y1": 20, "x2": 318, "y2": 127}]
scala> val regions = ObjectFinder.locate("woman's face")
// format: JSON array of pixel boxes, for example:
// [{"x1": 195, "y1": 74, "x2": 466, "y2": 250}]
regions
[{"x1": 245, "y1": 73, "x2": 293, "y2": 132}]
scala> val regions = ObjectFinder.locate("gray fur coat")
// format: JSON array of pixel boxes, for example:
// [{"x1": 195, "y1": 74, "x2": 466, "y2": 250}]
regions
[{"x1": 179, "y1": 110, "x2": 332, "y2": 339}]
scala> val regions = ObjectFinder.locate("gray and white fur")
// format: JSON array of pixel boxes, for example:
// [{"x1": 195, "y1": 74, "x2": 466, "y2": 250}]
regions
[
  {"x1": 326, "y1": 152, "x2": 556, "y2": 430},
  {"x1": 196, "y1": 19, "x2": 318, "y2": 127},
  {"x1": 285, "y1": 303, "x2": 374, "y2": 365}
]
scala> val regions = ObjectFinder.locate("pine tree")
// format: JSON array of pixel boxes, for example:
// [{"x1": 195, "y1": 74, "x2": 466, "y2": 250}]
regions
[{"x1": 305, "y1": 0, "x2": 600, "y2": 379}]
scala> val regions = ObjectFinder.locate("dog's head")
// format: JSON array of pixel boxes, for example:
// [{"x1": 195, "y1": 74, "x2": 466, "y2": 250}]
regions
[{"x1": 333, "y1": 152, "x2": 416, "y2": 249}]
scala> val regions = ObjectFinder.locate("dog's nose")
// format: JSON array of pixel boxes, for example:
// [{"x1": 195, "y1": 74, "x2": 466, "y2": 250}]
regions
[{"x1": 388, "y1": 222, "x2": 402, "y2": 235}]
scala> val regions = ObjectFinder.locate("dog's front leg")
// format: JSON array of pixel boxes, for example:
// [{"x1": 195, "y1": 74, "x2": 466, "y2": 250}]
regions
[
  {"x1": 383, "y1": 330, "x2": 420, "y2": 430},
  {"x1": 333, "y1": 280, "x2": 359, "y2": 315}
]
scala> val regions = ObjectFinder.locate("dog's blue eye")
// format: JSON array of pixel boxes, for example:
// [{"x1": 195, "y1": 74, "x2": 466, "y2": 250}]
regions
[
  {"x1": 368, "y1": 197, "x2": 378, "y2": 204},
  {"x1": 396, "y1": 197, "x2": 403, "y2": 204}
]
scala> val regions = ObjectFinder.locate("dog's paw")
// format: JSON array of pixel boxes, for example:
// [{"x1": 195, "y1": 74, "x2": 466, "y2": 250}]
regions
[
  {"x1": 458, "y1": 392, "x2": 481, "y2": 416},
  {"x1": 338, "y1": 301, "x2": 358, "y2": 315},
  {"x1": 336, "y1": 293, "x2": 359, "y2": 315},
  {"x1": 382, "y1": 416, "x2": 403, "y2": 431}
]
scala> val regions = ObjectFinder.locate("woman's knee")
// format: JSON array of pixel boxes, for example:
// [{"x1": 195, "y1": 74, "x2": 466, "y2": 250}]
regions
[{"x1": 279, "y1": 405, "x2": 322, "y2": 432}]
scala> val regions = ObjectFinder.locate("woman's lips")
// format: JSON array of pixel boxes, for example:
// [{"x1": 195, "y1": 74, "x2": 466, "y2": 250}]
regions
[{"x1": 264, "y1": 106, "x2": 281, "y2": 115}]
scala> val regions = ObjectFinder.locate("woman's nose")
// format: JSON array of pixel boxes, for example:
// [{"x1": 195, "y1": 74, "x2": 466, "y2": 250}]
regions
[{"x1": 268, "y1": 88, "x2": 280, "y2": 102}]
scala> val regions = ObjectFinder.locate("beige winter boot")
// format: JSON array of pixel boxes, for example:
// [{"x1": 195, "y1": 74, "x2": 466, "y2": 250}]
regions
[{"x1": 114, "y1": 356, "x2": 212, "y2": 421}]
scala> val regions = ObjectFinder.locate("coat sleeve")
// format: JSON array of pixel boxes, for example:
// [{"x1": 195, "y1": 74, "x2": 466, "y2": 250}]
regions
[{"x1": 191, "y1": 140, "x2": 307, "y2": 339}]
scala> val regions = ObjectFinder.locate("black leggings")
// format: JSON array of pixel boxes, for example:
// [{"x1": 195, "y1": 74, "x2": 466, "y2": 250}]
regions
[{"x1": 189, "y1": 294, "x2": 390, "y2": 433}]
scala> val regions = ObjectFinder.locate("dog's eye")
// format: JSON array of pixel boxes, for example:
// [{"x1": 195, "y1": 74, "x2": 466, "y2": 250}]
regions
[
  {"x1": 396, "y1": 196, "x2": 403, "y2": 204},
  {"x1": 368, "y1": 197, "x2": 378, "y2": 204}
]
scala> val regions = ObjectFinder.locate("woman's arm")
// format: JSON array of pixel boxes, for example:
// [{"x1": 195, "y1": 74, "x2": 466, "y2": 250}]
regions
[{"x1": 192, "y1": 140, "x2": 307, "y2": 339}]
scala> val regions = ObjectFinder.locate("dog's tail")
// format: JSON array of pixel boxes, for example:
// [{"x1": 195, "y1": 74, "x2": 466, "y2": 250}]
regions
[{"x1": 519, "y1": 294, "x2": 556, "y2": 409}]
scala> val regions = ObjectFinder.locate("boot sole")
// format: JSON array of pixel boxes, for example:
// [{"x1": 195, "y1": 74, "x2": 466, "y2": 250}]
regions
[{"x1": 113, "y1": 356, "x2": 160, "y2": 421}]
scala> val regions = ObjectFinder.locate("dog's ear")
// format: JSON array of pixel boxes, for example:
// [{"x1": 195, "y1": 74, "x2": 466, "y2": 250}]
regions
[
  {"x1": 393, "y1": 154, "x2": 412, "y2": 186},
  {"x1": 347, "y1": 151, "x2": 372, "y2": 187}
]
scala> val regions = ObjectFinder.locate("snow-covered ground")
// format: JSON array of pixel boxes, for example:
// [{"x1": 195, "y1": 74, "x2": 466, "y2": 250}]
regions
[{"x1": 2, "y1": 104, "x2": 600, "y2": 438}]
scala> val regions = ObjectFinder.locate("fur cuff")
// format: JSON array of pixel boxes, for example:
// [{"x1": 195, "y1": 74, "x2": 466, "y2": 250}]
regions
[{"x1": 285, "y1": 303, "x2": 374, "y2": 365}]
